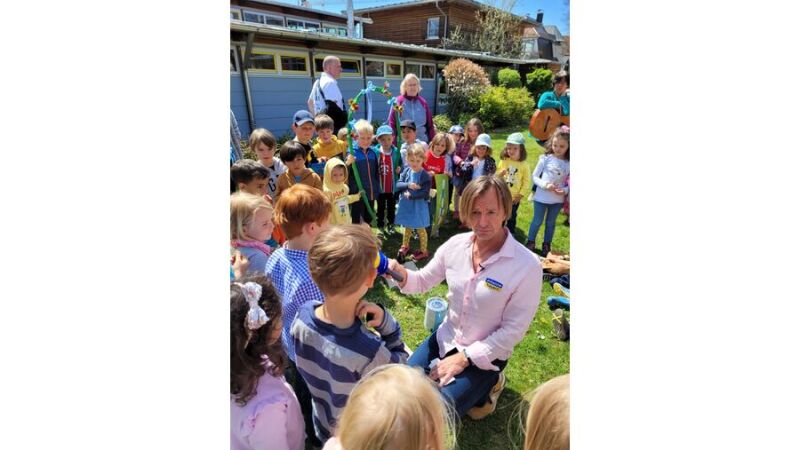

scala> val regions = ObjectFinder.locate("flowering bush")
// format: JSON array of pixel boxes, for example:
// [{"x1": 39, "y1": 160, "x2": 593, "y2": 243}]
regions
[{"x1": 442, "y1": 58, "x2": 490, "y2": 122}]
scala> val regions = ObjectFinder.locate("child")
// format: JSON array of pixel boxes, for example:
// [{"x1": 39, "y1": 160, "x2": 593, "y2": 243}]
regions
[
  {"x1": 276, "y1": 141, "x2": 323, "y2": 199},
  {"x1": 424, "y1": 132, "x2": 455, "y2": 234},
  {"x1": 524, "y1": 374, "x2": 570, "y2": 450},
  {"x1": 526, "y1": 126, "x2": 570, "y2": 256},
  {"x1": 348, "y1": 119, "x2": 381, "y2": 226},
  {"x1": 264, "y1": 184, "x2": 331, "y2": 449},
  {"x1": 230, "y1": 192, "x2": 274, "y2": 275},
  {"x1": 249, "y1": 128, "x2": 287, "y2": 201},
  {"x1": 292, "y1": 225, "x2": 409, "y2": 444},
  {"x1": 395, "y1": 144, "x2": 432, "y2": 262},
  {"x1": 322, "y1": 364, "x2": 455, "y2": 450},
  {"x1": 497, "y1": 132, "x2": 531, "y2": 234},
  {"x1": 322, "y1": 157, "x2": 361, "y2": 225},
  {"x1": 291, "y1": 110, "x2": 318, "y2": 166},
  {"x1": 563, "y1": 174, "x2": 570, "y2": 226},
  {"x1": 452, "y1": 118, "x2": 484, "y2": 220},
  {"x1": 312, "y1": 114, "x2": 348, "y2": 163},
  {"x1": 230, "y1": 275, "x2": 305, "y2": 450},
  {"x1": 455, "y1": 133, "x2": 496, "y2": 215},
  {"x1": 337, "y1": 127, "x2": 349, "y2": 143},
  {"x1": 231, "y1": 159, "x2": 269, "y2": 197},
  {"x1": 399, "y1": 119, "x2": 428, "y2": 169},
  {"x1": 374, "y1": 124, "x2": 402, "y2": 235}
]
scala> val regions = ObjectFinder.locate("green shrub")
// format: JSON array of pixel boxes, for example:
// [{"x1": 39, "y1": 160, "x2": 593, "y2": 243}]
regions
[
  {"x1": 498, "y1": 68, "x2": 522, "y2": 88},
  {"x1": 477, "y1": 86, "x2": 535, "y2": 129},
  {"x1": 433, "y1": 114, "x2": 452, "y2": 133},
  {"x1": 526, "y1": 68, "x2": 554, "y2": 103},
  {"x1": 442, "y1": 58, "x2": 490, "y2": 122}
]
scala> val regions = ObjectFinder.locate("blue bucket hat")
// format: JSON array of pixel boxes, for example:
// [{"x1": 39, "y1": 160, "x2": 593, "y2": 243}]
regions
[
  {"x1": 448, "y1": 125, "x2": 464, "y2": 135},
  {"x1": 375, "y1": 125, "x2": 393, "y2": 138}
]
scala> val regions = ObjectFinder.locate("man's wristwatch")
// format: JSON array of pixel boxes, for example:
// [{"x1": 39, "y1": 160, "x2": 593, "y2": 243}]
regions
[{"x1": 462, "y1": 349, "x2": 473, "y2": 367}]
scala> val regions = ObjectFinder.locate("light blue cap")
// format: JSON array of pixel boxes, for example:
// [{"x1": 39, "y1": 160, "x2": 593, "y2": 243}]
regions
[
  {"x1": 506, "y1": 132, "x2": 525, "y2": 146},
  {"x1": 375, "y1": 124, "x2": 393, "y2": 137},
  {"x1": 475, "y1": 133, "x2": 491, "y2": 147}
]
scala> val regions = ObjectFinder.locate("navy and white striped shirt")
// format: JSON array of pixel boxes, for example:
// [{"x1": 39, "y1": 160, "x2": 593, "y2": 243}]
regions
[
  {"x1": 291, "y1": 301, "x2": 408, "y2": 443},
  {"x1": 264, "y1": 248, "x2": 325, "y2": 362}
]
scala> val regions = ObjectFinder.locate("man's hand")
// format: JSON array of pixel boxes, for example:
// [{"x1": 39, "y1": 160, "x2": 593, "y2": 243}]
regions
[{"x1": 429, "y1": 352, "x2": 469, "y2": 387}]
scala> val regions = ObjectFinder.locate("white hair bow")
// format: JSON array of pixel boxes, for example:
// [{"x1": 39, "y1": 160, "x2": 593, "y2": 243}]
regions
[{"x1": 236, "y1": 282, "x2": 268, "y2": 330}]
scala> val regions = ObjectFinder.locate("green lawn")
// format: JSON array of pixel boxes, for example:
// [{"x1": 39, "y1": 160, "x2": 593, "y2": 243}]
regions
[{"x1": 363, "y1": 127, "x2": 570, "y2": 450}]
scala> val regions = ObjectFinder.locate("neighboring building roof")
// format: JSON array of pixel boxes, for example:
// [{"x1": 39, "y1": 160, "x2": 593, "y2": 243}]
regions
[
  {"x1": 230, "y1": 19, "x2": 552, "y2": 65},
  {"x1": 352, "y1": 0, "x2": 537, "y2": 25},
  {"x1": 243, "y1": 0, "x2": 373, "y2": 24},
  {"x1": 544, "y1": 25, "x2": 563, "y2": 42}
]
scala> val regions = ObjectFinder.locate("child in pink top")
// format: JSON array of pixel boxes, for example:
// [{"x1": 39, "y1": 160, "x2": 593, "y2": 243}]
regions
[{"x1": 231, "y1": 275, "x2": 305, "y2": 450}]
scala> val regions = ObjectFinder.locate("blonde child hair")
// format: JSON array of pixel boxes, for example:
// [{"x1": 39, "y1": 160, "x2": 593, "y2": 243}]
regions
[
  {"x1": 308, "y1": 224, "x2": 378, "y2": 297},
  {"x1": 337, "y1": 127, "x2": 349, "y2": 141},
  {"x1": 230, "y1": 192, "x2": 273, "y2": 241},
  {"x1": 353, "y1": 119, "x2": 374, "y2": 137},
  {"x1": 332, "y1": 364, "x2": 455, "y2": 450},
  {"x1": 524, "y1": 374, "x2": 570, "y2": 450},
  {"x1": 406, "y1": 143, "x2": 427, "y2": 163},
  {"x1": 429, "y1": 132, "x2": 454, "y2": 155}
]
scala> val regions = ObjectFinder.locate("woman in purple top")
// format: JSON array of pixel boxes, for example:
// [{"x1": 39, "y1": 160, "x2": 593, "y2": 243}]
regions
[
  {"x1": 388, "y1": 176, "x2": 543, "y2": 420},
  {"x1": 231, "y1": 275, "x2": 305, "y2": 450},
  {"x1": 388, "y1": 73, "x2": 435, "y2": 144}
]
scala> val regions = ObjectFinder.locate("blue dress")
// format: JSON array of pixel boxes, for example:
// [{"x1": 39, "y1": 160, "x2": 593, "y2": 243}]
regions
[{"x1": 394, "y1": 168, "x2": 431, "y2": 229}]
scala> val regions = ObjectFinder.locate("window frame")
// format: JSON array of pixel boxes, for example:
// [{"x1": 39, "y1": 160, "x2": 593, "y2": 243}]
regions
[
  {"x1": 285, "y1": 15, "x2": 322, "y2": 31},
  {"x1": 230, "y1": 8, "x2": 242, "y2": 21},
  {"x1": 321, "y1": 22, "x2": 348, "y2": 36},
  {"x1": 242, "y1": 47, "x2": 311, "y2": 76},
  {"x1": 241, "y1": 9, "x2": 284, "y2": 26},
  {"x1": 404, "y1": 61, "x2": 436, "y2": 80},
  {"x1": 365, "y1": 58, "x2": 403, "y2": 79},
  {"x1": 426, "y1": 17, "x2": 440, "y2": 40},
  {"x1": 279, "y1": 53, "x2": 309, "y2": 74},
  {"x1": 245, "y1": 49, "x2": 278, "y2": 73},
  {"x1": 313, "y1": 55, "x2": 362, "y2": 78}
]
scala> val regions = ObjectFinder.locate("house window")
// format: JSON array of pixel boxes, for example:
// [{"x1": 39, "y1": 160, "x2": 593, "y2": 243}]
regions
[
  {"x1": 314, "y1": 57, "x2": 361, "y2": 76},
  {"x1": 248, "y1": 52, "x2": 276, "y2": 71},
  {"x1": 366, "y1": 60, "x2": 384, "y2": 77},
  {"x1": 386, "y1": 63, "x2": 402, "y2": 77},
  {"x1": 421, "y1": 65, "x2": 435, "y2": 79},
  {"x1": 322, "y1": 24, "x2": 348, "y2": 36},
  {"x1": 243, "y1": 11, "x2": 283, "y2": 26},
  {"x1": 405, "y1": 63, "x2": 435, "y2": 79},
  {"x1": 230, "y1": 9, "x2": 241, "y2": 20},
  {"x1": 230, "y1": 48, "x2": 239, "y2": 73},
  {"x1": 280, "y1": 55, "x2": 307, "y2": 72},
  {"x1": 287, "y1": 18, "x2": 321, "y2": 31},
  {"x1": 427, "y1": 17, "x2": 440, "y2": 39}
]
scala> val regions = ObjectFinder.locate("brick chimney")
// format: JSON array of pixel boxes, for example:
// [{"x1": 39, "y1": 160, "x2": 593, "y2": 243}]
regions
[{"x1": 536, "y1": 9, "x2": 544, "y2": 23}]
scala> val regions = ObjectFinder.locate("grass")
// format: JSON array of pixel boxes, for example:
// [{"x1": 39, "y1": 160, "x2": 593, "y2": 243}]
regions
[{"x1": 362, "y1": 127, "x2": 570, "y2": 450}]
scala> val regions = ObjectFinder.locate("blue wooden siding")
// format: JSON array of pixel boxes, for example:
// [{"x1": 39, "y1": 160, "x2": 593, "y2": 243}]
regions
[
  {"x1": 248, "y1": 75, "x2": 314, "y2": 138},
  {"x1": 230, "y1": 74, "x2": 250, "y2": 138}
]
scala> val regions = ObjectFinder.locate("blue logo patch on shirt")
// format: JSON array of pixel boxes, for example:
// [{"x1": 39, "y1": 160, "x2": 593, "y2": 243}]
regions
[{"x1": 485, "y1": 278, "x2": 503, "y2": 291}]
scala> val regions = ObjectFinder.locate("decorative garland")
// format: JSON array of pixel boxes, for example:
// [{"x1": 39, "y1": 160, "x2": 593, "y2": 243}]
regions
[{"x1": 345, "y1": 81, "x2": 403, "y2": 223}]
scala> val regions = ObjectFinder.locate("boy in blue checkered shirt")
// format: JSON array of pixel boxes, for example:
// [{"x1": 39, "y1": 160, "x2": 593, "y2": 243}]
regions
[{"x1": 264, "y1": 183, "x2": 331, "y2": 448}]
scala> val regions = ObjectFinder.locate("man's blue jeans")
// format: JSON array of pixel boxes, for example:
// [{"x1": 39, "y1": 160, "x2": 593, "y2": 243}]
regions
[{"x1": 408, "y1": 331, "x2": 507, "y2": 417}]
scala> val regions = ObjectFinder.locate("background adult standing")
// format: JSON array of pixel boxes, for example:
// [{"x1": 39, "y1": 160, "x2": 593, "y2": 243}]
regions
[
  {"x1": 308, "y1": 55, "x2": 348, "y2": 132},
  {"x1": 388, "y1": 74, "x2": 435, "y2": 144}
]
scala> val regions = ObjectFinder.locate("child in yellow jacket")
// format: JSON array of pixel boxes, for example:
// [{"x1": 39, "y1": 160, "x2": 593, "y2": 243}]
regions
[
  {"x1": 497, "y1": 132, "x2": 531, "y2": 233},
  {"x1": 322, "y1": 157, "x2": 361, "y2": 225}
]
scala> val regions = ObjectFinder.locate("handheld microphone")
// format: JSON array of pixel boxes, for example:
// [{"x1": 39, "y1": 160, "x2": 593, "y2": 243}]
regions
[{"x1": 374, "y1": 251, "x2": 405, "y2": 282}]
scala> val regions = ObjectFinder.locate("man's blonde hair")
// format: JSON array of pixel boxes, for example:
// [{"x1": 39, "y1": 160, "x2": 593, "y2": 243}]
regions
[
  {"x1": 308, "y1": 224, "x2": 378, "y2": 297},
  {"x1": 230, "y1": 192, "x2": 273, "y2": 241},
  {"x1": 458, "y1": 175, "x2": 512, "y2": 225},
  {"x1": 524, "y1": 374, "x2": 569, "y2": 450},
  {"x1": 335, "y1": 364, "x2": 455, "y2": 450},
  {"x1": 354, "y1": 119, "x2": 373, "y2": 137}
]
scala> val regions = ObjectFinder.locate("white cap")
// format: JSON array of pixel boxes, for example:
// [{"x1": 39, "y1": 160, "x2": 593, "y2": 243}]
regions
[{"x1": 475, "y1": 133, "x2": 491, "y2": 147}]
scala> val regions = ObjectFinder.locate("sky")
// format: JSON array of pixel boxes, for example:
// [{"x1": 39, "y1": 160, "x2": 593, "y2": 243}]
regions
[{"x1": 271, "y1": 0, "x2": 570, "y2": 34}]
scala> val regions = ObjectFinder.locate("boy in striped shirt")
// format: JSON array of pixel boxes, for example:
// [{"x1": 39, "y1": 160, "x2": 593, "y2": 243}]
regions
[{"x1": 291, "y1": 224, "x2": 409, "y2": 443}]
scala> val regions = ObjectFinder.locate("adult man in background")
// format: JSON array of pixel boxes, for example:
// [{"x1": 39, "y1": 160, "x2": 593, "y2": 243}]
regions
[{"x1": 308, "y1": 56, "x2": 347, "y2": 132}]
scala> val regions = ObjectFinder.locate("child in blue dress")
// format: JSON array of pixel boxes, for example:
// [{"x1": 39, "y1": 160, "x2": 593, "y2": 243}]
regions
[{"x1": 395, "y1": 144, "x2": 432, "y2": 262}]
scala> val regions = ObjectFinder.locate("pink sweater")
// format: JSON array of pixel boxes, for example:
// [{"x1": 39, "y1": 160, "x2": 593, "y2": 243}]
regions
[{"x1": 230, "y1": 358, "x2": 305, "y2": 450}]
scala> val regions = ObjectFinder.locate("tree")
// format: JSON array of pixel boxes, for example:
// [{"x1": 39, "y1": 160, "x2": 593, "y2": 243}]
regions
[{"x1": 444, "y1": 0, "x2": 523, "y2": 58}]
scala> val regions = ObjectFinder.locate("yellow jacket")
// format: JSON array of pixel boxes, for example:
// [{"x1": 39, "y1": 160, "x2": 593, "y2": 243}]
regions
[
  {"x1": 322, "y1": 157, "x2": 361, "y2": 225},
  {"x1": 313, "y1": 136, "x2": 349, "y2": 161},
  {"x1": 498, "y1": 159, "x2": 531, "y2": 200}
]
